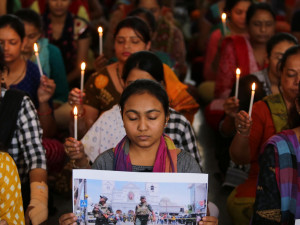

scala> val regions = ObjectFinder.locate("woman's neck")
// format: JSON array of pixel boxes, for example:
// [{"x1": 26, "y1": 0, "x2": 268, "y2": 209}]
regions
[
  {"x1": 250, "y1": 39, "x2": 267, "y2": 68},
  {"x1": 129, "y1": 143, "x2": 160, "y2": 167},
  {"x1": 250, "y1": 39, "x2": 266, "y2": 51},
  {"x1": 267, "y1": 70, "x2": 279, "y2": 85},
  {"x1": 227, "y1": 22, "x2": 246, "y2": 35},
  {"x1": 5, "y1": 57, "x2": 26, "y2": 87},
  {"x1": 7, "y1": 57, "x2": 24, "y2": 73},
  {"x1": 267, "y1": 70, "x2": 280, "y2": 94},
  {"x1": 117, "y1": 61, "x2": 124, "y2": 76},
  {"x1": 281, "y1": 88, "x2": 294, "y2": 112},
  {"x1": 49, "y1": 13, "x2": 67, "y2": 24},
  {"x1": 21, "y1": 51, "x2": 33, "y2": 61}
]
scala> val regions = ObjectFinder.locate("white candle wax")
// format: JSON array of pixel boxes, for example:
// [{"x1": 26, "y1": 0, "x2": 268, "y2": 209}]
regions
[
  {"x1": 248, "y1": 83, "x2": 256, "y2": 117},
  {"x1": 221, "y1": 13, "x2": 227, "y2": 35},
  {"x1": 235, "y1": 68, "x2": 241, "y2": 99},
  {"x1": 98, "y1": 27, "x2": 103, "y2": 55},
  {"x1": 80, "y1": 62, "x2": 86, "y2": 93},
  {"x1": 74, "y1": 106, "x2": 78, "y2": 140},
  {"x1": 34, "y1": 43, "x2": 43, "y2": 77}
]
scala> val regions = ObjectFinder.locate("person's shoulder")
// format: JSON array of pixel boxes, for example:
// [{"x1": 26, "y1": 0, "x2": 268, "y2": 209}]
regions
[
  {"x1": 0, "y1": 152, "x2": 14, "y2": 163},
  {"x1": 210, "y1": 28, "x2": 222, "y2": 38},
  {"x1": 48, "y1": 42, "x2": 62, "y2": 55},
  {"x1": 177, "y1": 150, "x2": 201, "y2": 173},
  {"x1": 26, "y1": 59, "x2": 38, "y2": 69},
  {"x1": 101, "y1": 104, "x2": 120, "y2": 118},
  {"x1": 73, "y1": 15, "x2": 89, "y2": 26},
  {"x1": 169, "y1": 108, "x2": 190, "y2": 125},
  {"x1": 222, "y1": 34, "x2": 247, "y2": 48},
  {"x1": 169, "y1": 108, "x2": 187, "y2": 120},
  {"x1": 92, "y1": 149, "x2": 114, "y2": 169},
  {"x1": 254, "y1": 99, "x2": 268, "y2": 109},
  {"x1": 263, "y1": 93, "x2": 282, "y2": 103},
  {"x1": 26, "y1": 60, "x2": 41, "y2": 76}
]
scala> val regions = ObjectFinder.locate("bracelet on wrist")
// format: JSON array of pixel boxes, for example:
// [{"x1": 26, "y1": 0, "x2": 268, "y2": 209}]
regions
[{"x1": 37, "y1": 108, "x2": 53, "y2": 116}]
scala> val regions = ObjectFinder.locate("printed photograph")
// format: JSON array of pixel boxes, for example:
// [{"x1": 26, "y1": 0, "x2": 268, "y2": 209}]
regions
[{"x1": 73, "y1": 170, "x2": 208, "y2": 225}]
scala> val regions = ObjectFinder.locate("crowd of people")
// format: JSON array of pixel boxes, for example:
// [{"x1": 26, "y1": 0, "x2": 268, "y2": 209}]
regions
[{"x1": 1, "y1": 0, "x2": 300, "y2": 224}]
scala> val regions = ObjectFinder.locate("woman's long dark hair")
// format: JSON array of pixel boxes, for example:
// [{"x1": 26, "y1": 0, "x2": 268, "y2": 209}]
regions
[
  {"x1": 114, "y1": 17, "x2": 151, "y2": 44},
  {"x1": 0, "y1": 45, "x2": 7, "y2": 90}
]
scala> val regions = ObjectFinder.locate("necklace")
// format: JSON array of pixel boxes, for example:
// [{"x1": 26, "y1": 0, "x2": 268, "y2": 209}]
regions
[
  {"x1": 116, "y1": 63, "x2": 125, "y2": 89},
  {"x1": 5, "y1": 61, "x2": 26, "y2": 87}
]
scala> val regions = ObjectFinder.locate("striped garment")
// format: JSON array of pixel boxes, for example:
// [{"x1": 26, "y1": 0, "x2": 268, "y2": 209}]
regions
[{"x1": 262, "y1": 129, "x2": 300, "y2": 223}]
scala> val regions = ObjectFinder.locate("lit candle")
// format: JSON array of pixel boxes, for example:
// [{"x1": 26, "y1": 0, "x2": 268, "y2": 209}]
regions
[
  {"x1": 235, "y1": 68, "x2": 241, "y2": 99},
  {"x1": 221, "y1": 13, "x2": 227, "y2": 36},
  {"x1": 80, "y1": 62, "x2": 86, "y2": 93},
  {"x1": 33, "y1": 43, "x2": 43, "y2": 77},
  {"x1": 98, "y1": 26, "x2": 103, "y2": 55},
  {"x1": 74, "y1": 106, "x2": 78, "y2": 140},
  {"x1": 248, "y1": 83, "x2": 256, "y2": 117}
]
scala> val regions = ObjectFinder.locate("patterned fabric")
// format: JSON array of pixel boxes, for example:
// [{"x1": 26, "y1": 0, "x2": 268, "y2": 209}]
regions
[
  {"x1": 82, "y1": 105, "x2": 202, "y2": 169},
  {"x1": 163, "y1": 64, "x2": 199, "y2": 123},
  {"x1": 92, "y1": 148, "x2": 201, "y2": 173},
  {"x1": 23, "y1": 0, "x2": 90, "y2": 20},
  {"x1": 227, "y1": 93, "x2": 290, "y2": 225},
  {"x1": 113, "y1": 135, "x2": 177, "y2": 172},
  {"x1": 264, "y1": 93, "x2": 289, "y2": 133},
  {"x1": 1, "y1": 89, "x2": 46, "y2": 184},
  {"x1": 84, "y1": 68, "x2": 121, "y2": 113},
  {"x1": 214, "y1": 35, "x2": 261, "y2": 99},
  {"x1": 253, "y1": 129, "x2": 300, "y2": 224},
  {"x1": 0, "y1": 152, "x2": 25, "y2": 224},
  {"x1": 152, "y1": 18, "x2": 186, "y2": 72},
  {"x1": 43, "y1": 10, "x2": 89, "y2": 74}
]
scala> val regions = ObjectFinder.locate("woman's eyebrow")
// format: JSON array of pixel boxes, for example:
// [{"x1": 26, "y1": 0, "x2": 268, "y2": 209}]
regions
[{"x1": 125, "y1": 109, "x2": 161, "y2": 114}]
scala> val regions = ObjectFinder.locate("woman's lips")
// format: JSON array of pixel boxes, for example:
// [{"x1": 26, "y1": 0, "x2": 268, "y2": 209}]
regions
[
  {"x1": 122, "y1": 52, "x2": 131, "y2": 57},
  {"x1": 137, "y1": 135, "x2": 150, "y2": 141}
]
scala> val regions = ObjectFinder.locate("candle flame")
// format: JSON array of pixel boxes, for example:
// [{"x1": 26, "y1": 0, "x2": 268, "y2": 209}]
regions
[
  {"x1": 33, "y1": 43, "x2": 38, "y2": 53},
  {"x1": 252, "y1": 82, "x2": 256, "y2": 91},
  {"x1": 98, "y1": 26, "x2": 103, "y2": 34},
  {"x1": 236, "y1": 68, "x2": 241, "y2": 76},
  {"x1": 73, "y1": 106, "x2": 78, "y2": 116},
  {"x1": 221, "y1": 13, "x2": 227, "y2": 22},
  {"x1": 81, "y1": 62, "x2": 86, "y2": 71}
]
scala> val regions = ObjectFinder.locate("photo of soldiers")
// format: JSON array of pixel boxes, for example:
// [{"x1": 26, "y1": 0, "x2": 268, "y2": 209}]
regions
[
  {"x1": 93, "y1": 195, "x2": 113, "y2": 225},
  {"x1": 135, "y1": 196, "x2": 155, "y2": 225}
]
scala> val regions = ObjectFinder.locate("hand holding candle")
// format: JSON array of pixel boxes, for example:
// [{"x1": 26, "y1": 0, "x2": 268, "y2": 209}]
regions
[
  {"x1": 98, "y1": 26, "x2": 103, "y2": 55},
  {"x1": 221, "y1": 13, "x2": 227, "y2": 35},
  {"x1": 80, "y1": 62, "x2": 86, "y2": 93},
  {"x1": 74, "y1": 106, "x2": 78, "y2": 140},
  {"x1": 33, "y1": 43, "x2": 43, "y2": 77},
  {"x1": 248, "y1": 83, "x2": 256, "y2": 117},
  {"x1": 235, "y1": 68, "x2": 241, "y2": 99}
]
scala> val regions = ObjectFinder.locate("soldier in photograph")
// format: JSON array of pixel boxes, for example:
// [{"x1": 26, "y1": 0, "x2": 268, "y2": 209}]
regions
[
  {"x1": 93, "y1": 195, "x2": 113, "y2": 225},
  {"x1": 135, "y1": 196, "x2": 155, "y2": 225}
]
